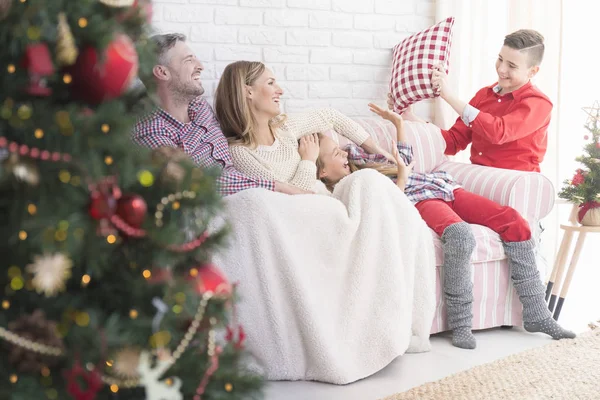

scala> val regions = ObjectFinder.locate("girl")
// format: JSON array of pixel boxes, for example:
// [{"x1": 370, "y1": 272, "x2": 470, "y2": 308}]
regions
[
  {"x1": 214, "y1": 61, "x2": 393, "y2": 193},
  {"x1": 315, "y1": 103, "x2": 575, "y2": 349}
]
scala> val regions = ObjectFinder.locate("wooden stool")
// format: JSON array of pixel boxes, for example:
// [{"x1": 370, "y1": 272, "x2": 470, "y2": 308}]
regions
[{"x1": 545, "y1": 204, "x2": 600, "y2": 320}]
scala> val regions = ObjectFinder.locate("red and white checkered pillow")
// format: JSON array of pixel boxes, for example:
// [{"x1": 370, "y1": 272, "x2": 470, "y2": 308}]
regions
[{"x1": 390, "y1": 17, "x2": 455, "y2": 114}]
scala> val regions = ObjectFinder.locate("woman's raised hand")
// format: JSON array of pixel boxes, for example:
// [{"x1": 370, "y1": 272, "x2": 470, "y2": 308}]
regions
[{"x1": 298, "y1": 133, "x2": 320, "y2": 162}]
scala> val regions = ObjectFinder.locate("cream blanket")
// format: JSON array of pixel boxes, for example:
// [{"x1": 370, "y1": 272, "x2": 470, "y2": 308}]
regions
[{"x1": 213, "y1": 169, "x2": 436, "y2": 384}]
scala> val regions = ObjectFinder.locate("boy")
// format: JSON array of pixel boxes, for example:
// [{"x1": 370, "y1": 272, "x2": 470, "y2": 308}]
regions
[{"x1": 394, "y1": 29, "x2": 551, "y2": 172}]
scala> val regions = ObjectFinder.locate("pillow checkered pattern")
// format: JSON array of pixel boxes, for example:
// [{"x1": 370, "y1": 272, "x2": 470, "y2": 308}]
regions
[{"x1": 390, "y1": 17, "x2": 455, "y2": 114}]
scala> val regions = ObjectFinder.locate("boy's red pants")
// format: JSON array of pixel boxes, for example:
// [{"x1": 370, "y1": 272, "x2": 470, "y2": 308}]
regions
[{"x1": 414, "y1": 189, "x2": 531, "y2": 242}]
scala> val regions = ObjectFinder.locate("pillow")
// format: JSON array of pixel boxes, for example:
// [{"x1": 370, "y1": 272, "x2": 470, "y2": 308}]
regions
[{"x1": 390, "y1": 17, "x2": 455, "y2": 114}]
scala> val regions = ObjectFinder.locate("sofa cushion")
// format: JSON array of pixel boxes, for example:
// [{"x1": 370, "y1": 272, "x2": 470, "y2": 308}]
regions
[{"x1": 389, "y1": 16, "x2": 455, "y2": 114}]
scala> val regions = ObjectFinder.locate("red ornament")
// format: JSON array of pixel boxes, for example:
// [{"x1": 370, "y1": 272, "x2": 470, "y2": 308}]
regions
[
  {"x1": 64, "y1": 360, "x2": 103, "y2": 400},
  {"x1": 21, "y1": 43, "x2": 55, "y2": 96},
  {"x1": 596, "y1": 142, "x2": 600, "y2": 149},
  {"x1": 584, "y1": 135, "x2": 589, "y2": 140},
  {"x1": 67, "y1": 34, "x2": 139, "y2": 104},
  {"x1": 116, "y1": 193, "x2": 147, "y2": 228},
  {"x1": 572, "y1": 170, "x2": 585, "y2": 186},
  {"x1": 89, "y1": 192, "x2": 117, "y2": 220},
  {"x1": 191, "y1": 264, "x2": 232, "y2": 297}
]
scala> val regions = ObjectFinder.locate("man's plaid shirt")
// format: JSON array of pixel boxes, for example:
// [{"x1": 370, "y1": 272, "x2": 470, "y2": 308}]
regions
[
  {"x1": 344, "y1": 142, "x2": 459, "y2": 204},
  {"x1": 133, "y1": 96, "x2": 274, "y2": 196}
]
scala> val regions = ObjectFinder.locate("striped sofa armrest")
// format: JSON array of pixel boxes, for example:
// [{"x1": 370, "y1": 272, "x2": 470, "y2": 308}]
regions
[{"x1": 437, "y1": 161, "x2": 555, "y2": 224}]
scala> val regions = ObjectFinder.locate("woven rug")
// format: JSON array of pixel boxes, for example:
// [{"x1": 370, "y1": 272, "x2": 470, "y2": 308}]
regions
[{"x1": 382, "y1": 326, "x2": 600, "y2": 400}]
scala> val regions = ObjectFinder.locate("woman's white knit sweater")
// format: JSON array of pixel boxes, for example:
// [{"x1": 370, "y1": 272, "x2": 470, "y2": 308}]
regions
[{"x1": 229, "y1": 108, "x2": 370, "y2": 191}]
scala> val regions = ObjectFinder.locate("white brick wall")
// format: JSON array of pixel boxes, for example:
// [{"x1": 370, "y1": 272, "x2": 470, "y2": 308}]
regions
[{"x1": 153, "y1": 0, "x2": 435, "y2": 118}]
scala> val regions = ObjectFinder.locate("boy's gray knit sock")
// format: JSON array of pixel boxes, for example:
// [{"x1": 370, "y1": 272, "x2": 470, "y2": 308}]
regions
[
  {"x1": 442, "y1": 222, "x2": 477, "y2": 349},
  {"x1": 503, "y1": 238, "x2": 576, "y2": 340}
]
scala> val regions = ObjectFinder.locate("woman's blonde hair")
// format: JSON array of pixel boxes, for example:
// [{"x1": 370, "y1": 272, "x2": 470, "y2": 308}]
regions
[
  {"x1": 315, "y1": 133, "x2": 398, "y2": 191},
  {"x1": 214, "y1": 61, "x2": 285, "y2": 148}
]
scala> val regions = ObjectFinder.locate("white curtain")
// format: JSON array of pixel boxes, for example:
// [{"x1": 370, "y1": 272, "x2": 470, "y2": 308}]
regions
[{"x1": 433, "y1": 0, "x2": 563, "y2": 260}]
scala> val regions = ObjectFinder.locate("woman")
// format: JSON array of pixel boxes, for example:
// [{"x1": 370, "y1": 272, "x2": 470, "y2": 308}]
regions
[{"x1": 214, "y1": 61, "x2": 392, "y2": 193}]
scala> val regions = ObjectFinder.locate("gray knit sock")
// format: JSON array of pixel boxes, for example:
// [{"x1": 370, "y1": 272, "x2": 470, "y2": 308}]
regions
[
  {"x1": 442, "y1": 222, "x2": 477, "y2": 349},
  {"x1": 502, "y1": 238, "x2": 552, "y2": 322},
  {"x1": 452, "y1": 326, "x2": 477, "y2": 349},
  {"x1": 503, "y1": 239, "x2": 576, "y2": 340},
  {"x1": 524, "y1": 318, "x2": 576, "y2": 340}
]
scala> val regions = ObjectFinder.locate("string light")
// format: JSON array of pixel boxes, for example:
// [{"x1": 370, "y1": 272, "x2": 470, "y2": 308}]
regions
[
  {"x1": 142, "y1": 269, "x2": 151, "y2": 279},
  {"x1": 129, "y1": 309, "x2": 138, "y2": 319},
  {"x1": 75, "y1": 312, "x2": 90, "y2": 327},
  {"x1": 110, "y1": 384, "x2": 119, "y2": 393},
  {"x1": 18, "y1": 230, "x2": 27, "y2": 240},
  {"x1": 101, "y1": 124, "x2": 110, "y2": 133},
  {"x1": 189, "y1": 268, "x2": 198, "y2": 277},
  {"x1": 10, "y1": 277, "x2": 24, "y2": 290},
  {"x1": 2, "y1": 300, "x2": 9, "y2": 309},
  {"x1": 28, "y1": 204, "x2": 37, "y2": 215},
  {"x1": 107, "y1": 235, "x2": 117, "y2": 244},
  {"x1": 78, "y1": 18, "x2": 88, "y2": 28},
  {"x1": 81, "y1": 275, "x2": 91, "y2": 286},
  {"x1": 34, "y1": 128, "x2": 44, "y2": 138},
  {"x1": 41, "y1": 367, "x2": 51, "y2": 377},
  {"x1": 62, "y1": 74, "x2": 72, "y2": 84},
  {"x1": 9, "y1": 374, "x2": 17, "y2": 384},
  {"x1": 59, "y1": 170, "x2": 71, "y2": 183},
  {"x1": 104, "y1": 156, "x2": 113, "y2": 165},
  {"x1": 7, "y1": 64, "x2": 15, "y2": 73}
]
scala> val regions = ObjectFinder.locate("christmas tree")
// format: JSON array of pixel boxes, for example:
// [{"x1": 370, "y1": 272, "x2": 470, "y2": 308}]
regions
[
  {"x1": 558, "y1": 102, "x2": 600, "y2": 223},
  {"x1": 0, "y1": 0, "x2": 262, "y2": 399}
]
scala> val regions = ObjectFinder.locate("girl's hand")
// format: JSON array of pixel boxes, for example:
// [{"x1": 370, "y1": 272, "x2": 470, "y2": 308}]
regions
[
  {"x1": 368, "y1": 102, "x2": 403, "y2": 126},
  {"x1": 298, "y1": 133, "x2": 320, "y2": 162},
  {"x1": 392, "y1": 142, "x2": 415, "y2": 182}
]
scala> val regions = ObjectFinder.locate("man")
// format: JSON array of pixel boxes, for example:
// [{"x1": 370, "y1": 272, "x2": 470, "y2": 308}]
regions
[{"x1": 133, "y1": 33, "x2": 306, "y2": 196}]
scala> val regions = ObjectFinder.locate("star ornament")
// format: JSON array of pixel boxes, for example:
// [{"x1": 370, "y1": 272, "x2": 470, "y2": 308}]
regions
[
  {"x1": 582, "y1": 100, "x2": 600, "y2": 124},
  {"x1": 26, "y1": 253, "x2": 73, "y2": 297}
]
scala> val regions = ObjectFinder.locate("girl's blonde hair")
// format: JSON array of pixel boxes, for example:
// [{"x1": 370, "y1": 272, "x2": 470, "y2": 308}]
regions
[
  {"x1": 214, "y1": 61, "x2": 285, "y2": 148},
  {"x1": 315, "y1": 133, "x2": 398, "y2": 191}
]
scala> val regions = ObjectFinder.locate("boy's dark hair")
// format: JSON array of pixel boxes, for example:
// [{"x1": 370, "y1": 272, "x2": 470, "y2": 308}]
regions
[
  {"x1": 151, "y1": 32, "x2": 187, "y2": 65},
  {"x1": 503, "y1": 29, "x2": 545, "y2": 67}
]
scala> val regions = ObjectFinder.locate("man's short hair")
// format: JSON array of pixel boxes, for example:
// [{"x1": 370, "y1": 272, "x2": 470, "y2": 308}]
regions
[
  {"x1": 503, "y1": 29, "x2": 545, "y2": 67},
  {"x1": 151, "y1": 33, "x2": 186, "y2": 65}
]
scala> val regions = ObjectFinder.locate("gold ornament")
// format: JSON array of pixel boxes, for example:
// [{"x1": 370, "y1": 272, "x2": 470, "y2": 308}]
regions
[
  {"x1": 98, "y1": 0, "x2": 135, "y2": 7},
  {"x1": 26, "y1": 253, "x2": 73, "y2": 297},
  {"x1": 3, "y1": 153, "x2": 40, "y2": 186},
  {"x1": 112, "y1": 348, "x2": 141, "y2": 379},
  {"x1": 582, "y1": 100, "x2": 600, "y2": 124},
  {"x1": 56, "y1": 13, "x2": 78, "y2": 66},
  {"x1": 0, "y1": 0, "x2": 12, "y2": 20}
]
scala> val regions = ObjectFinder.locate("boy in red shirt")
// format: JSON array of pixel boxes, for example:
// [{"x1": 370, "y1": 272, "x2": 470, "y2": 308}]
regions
[{"x1": 393, "y1": 29, "x2": 551, "y2": 172}]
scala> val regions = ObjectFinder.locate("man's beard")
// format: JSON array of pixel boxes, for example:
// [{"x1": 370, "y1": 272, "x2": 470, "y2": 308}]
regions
[{"x1": 168, "y1": 74, "x2": 204, "y2": 104}]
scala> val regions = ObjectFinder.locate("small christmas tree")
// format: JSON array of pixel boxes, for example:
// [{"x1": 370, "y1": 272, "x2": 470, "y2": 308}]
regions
[
  {"x1": 558, "y1": 102, "x2": 600, "y2": 224},
  {"x1": 0, "y1": 0, "x2": 262, "y2": 399}
]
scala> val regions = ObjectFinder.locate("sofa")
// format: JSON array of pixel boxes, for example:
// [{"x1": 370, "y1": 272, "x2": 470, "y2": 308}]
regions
[{"x1": 327, "y1": 118, "x2": 556, "y2": 334}]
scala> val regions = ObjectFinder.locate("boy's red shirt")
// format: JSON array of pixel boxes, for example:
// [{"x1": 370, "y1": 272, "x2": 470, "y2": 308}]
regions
[{"x1": 441, "y1": 81, "x2": 552, "y2": 172}]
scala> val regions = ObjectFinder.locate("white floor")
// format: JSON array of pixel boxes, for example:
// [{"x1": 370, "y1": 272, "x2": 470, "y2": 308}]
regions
[{"x1": 266, "y1": 252, "x2": 600, "y2": 400}]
